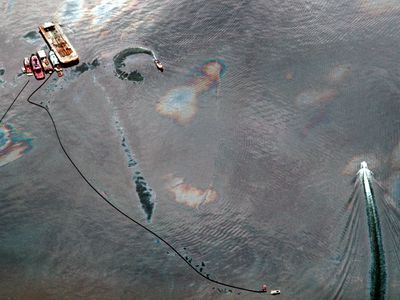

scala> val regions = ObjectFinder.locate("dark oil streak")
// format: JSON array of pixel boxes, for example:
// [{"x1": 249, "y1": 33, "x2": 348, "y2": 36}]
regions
[
  {"x1": 23, "y1": 72, "x2": 266, "y2": 294},
  {"x1": 113, "y1": 48, "x2": 155, "y2": 82}
]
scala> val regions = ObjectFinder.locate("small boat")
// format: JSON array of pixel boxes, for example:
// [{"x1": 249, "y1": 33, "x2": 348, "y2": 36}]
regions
[
  {"x1": 48, "y1": 51, "x2": 61, "y2": 71},
  {"x1": 23, "y1": 57, "x2": 33, "y2": 76},
  {"x1": 37, "y1": 50, "x2": 53, "y2": 73},
  {"x1": 270, "y1": 290, "x2": 281, "y2": 295},
  {"x1": 30, "y1": 54, "x2": 45, "y2": 80},
  {"x1": 48, "y1": 50, "x2": 63, "y2": 77},
  {"x1": 154, "y1": 59, "x2": 164, "y2": 72},
  {"x1": 38, "y1": 22, "x2": 79, "y2": 66}
]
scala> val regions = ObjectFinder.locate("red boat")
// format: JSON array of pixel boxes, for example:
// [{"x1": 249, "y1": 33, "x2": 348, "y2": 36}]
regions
[
  {"x1": 23, "y1": 57, "x2": 33, "y2": 76},
  {"x1": 30, "y1": 54, "x2": 45, "y2": 80}
]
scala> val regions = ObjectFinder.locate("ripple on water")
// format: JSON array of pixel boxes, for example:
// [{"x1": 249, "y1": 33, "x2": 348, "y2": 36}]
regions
[
  {"x1": 359, "y1": 0, "x2": 400, "y2": 15},
  {"x1": 328, "y1": 64, "x2": 352, "y2": 83},
  {"x1": 295, "y1": 88, "x2": 337, "y2": 106},
  {"x1": 0, "y1": 123, "x2": 33, "y2": 168}
]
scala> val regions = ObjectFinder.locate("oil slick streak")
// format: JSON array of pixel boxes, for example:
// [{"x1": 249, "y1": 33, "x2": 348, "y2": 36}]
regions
[
  {"x1": 72, "y1": 59, "x2": 100, "y2": 75},
  {"x1": 115, "y1": 121, "x2": 155, "y2": 221},
  {"x1": 297, "y1": 64, "x2": 352, "y2": 135},
  {"x1": 22, "y1": 31, "x2": 41, "y2": 44},
  {"x1": 0, "y1": 67, "x2": 5, "y2": 86},
  {"x1": 301, "y1": 109, "x2": 330, "y2": 137},
  {"x1": 164, "y1": 174, "x2": 217, "y2": 208},
  {"x1": 156, "y1": 59, "x2": 227, "y2": 123},
  {"x1": 358, "y1": 162, "x2": 386, "y2": 299},
  {"x1": 93, "y1": 75, "x2": 155, "y2": 221},
  {"x1": 0, "y1": 123, "x2": 33, "y2": 168},
  {"x1": 113, "y1": 48, "x2": 156, "y2": 82}
]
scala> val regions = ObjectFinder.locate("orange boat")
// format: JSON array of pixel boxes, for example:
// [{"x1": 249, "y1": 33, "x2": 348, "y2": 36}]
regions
[{"x1": 38, "y1": 22, "x2": 79, "y2": 66}]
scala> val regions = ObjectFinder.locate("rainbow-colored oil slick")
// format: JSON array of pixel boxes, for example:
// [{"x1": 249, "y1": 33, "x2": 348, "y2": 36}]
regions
[
  {"x1": 359, "y1": 0, "x2": 400, "y2": 15},
  {"x1": 0, "y1": 123, "x2": 33, "y2": 168},
  {"x1": 156, "y1": 59, "x2": 227, "y2": 124},
  {"x1": 164, "y1": 174, "x2": 218, "y2": 208}
]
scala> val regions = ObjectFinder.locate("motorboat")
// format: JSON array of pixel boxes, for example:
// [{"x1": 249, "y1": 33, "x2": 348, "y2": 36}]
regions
[
  {"x1": 30, "y1": 54, "x2": 45, "y2": 80},
  {"x1": 48, "y1": 50, "x2": 63, "y2": 77},
  {"x1": 23, "y1": 57, "x2": 33, "y2": 75},
  {"x1": 270, "y1": 290, "x2": 281, "y2": 295},
  {"x1": 37, "y1": 50, "x2": 53, "y2": 73},
  {"x1": 48, "y1": 50, "x2": 62, "y2": 71},
  {"x1": 154, "y1": 59, "x2": 164, "y2": 72}
]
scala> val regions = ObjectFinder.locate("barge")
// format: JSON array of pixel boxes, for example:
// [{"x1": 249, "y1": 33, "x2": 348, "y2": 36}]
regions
[{"x1": 38, "y1": 22, "x2": 79, "y2": 66}]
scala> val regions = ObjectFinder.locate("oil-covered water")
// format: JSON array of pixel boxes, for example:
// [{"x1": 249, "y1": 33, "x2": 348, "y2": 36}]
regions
[{"x1": 1, "y1": 0, "x2": 400, "y2": 299}]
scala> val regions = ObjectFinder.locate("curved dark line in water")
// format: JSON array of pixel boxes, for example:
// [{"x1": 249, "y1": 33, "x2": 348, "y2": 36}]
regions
[
  {"x1": 113, "y1": 47, "x2": 156, "y2": 82},
  {"x1": 0, "y1": 80, "x2": 30, "y2": 123},
  {"x1": 361, "y1": 175, "x2": 386, "y2": 300},
  {"x1": 23, "y1": 72, "x2": 266, "y2": 294}
]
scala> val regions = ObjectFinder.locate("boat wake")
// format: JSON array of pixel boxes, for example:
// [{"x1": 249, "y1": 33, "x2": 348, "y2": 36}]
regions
[
  {"x1": 358, "y1": 162, "x2": 386, "y2": 300},
  {"x1": 307, "y1": 162, "x2": 389, "y2": 300}
]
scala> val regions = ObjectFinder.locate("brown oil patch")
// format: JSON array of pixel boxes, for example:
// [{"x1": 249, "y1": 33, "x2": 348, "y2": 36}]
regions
[{"x1": 164, "y1": 174, "x2": 218, "y2": 208}]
